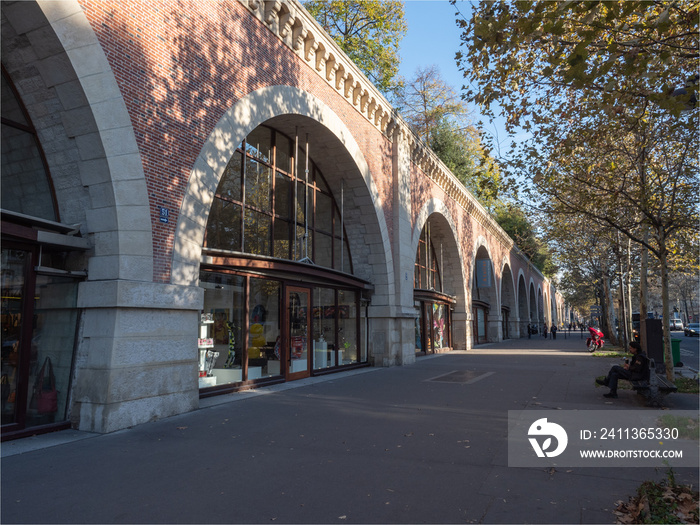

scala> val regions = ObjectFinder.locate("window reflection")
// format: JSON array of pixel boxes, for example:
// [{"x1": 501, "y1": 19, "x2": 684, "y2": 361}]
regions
[
  {"x1": 245, "y1": 158, "x2": 271, "y2": 212},
  {"x1": 244, "y1": 208, "x2": 271, "y2": 255},
  {"x1": 338, "y1": 290, "x2": 357, "y2": 364},
  {"x1": 204, "y1": 125, "x2": 351, "y2": 274},
  {"x1": 245, "y1": 127, "x2": 272, "y2": 163},
  {"x1": 206, "y1": 200, "x2": 242, "y2": 252},
  {"x1": 313, "y1": 288, "x2": 335, "y2": 370},
  {"x1": 219, "y1": 152, "x2": 242, "y2": 202},
  {"x1": 248, "y1": 278, "x2": 281, "y2": 379}
]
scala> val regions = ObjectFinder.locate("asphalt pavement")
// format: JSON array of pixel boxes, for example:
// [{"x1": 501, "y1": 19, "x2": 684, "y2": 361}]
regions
[{"x1": 2, "y1": 333, "x2": 698, "y2": 524}]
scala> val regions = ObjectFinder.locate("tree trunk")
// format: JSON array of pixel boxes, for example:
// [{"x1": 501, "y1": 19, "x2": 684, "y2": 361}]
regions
[
  {"x1": 601, "y1": 273, "x2": 618, "y2": 346},
  {"x1": 640, "y1": 241, "x2": 649, "y2": 320},
  {"x1": 626, "y1": 239, "x2": 633, "y2": 344},
  {"x1": 658, "y1": 232, "x2": 674, "y2": 381}
]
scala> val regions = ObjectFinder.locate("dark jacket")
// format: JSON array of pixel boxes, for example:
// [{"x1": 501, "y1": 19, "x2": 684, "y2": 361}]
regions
[{"x1": 628, "y1": 352, "x2": 649, "y2": 381}]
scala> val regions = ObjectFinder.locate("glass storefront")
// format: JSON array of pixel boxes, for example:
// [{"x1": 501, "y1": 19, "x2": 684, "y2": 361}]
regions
[
  {"x1": 413, "y1": 221, "x2": 454, "y2": 355},
  {"x1": 2, "y1": 70, "x2": 84, "y2": 440},
  {"x1": 198, "y1": 123, "x2": 370, "y2": 394},
  {"x1": 199, "y1": 268, "x2": 366, "y2": 392},
  {"x1": 199, "y1": 273, "x2": 284, "y2": 386},
  {"x1": 312, "y1": 287, "x2": 335, "y2": 370},
  {"x1": 433, "y1": 303, "x2": 446, "y2": 349},
  {"x1": 415, "y1": 305, "x2": 423, "y2": 353},
  {"x1": 472, "y1": 303, "x2": 489, "y2": 345},
  {"x1": 1, "y1": 246, "x2": 82, "y2": 435}
]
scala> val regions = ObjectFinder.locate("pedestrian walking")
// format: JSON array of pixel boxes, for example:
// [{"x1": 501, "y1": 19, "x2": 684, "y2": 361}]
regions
[
  {"x1": 551, "y1": 323, "x2": 557, "y2": 339},
  {"x1": 543, "y1": 324, "x2": 548, "y2": 339}
]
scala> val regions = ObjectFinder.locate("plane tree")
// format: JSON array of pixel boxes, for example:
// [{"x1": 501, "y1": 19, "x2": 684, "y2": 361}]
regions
[
  {"x1": 454, "y1": 0, "x2": 699, "y2": 377},
  {"x1": 527, "y1": 101, "x2": 698, "y2": 376},
  {"x1": 303, "y1": 0, "x2": 407, "y2": 98}
]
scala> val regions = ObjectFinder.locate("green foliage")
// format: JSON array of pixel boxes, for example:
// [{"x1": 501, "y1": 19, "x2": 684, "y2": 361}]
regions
[
  {"x1": 630, "y1": 474, "x2": 699, "y2": 524},
  {"x1": 672, "y1": 377, "x2": 700, "y2": 395},
  {"x1": 455, "y1": 1, "x2": 698, "y2": 131},
  {"x1": 454, "y1": 1, "x2": 699, "y2": 364},
  {"x1": 592, "y1": 349, "x2": 628, "y2": 358},
  {"x1": 395, "y1": 65, "x2": 504, "y2": 211},
  {"x1": 657, "y1": 414, "x2": 699, "y2": 437},
  {"x1": 492, "y1": 203, "x2": 557, "y2": 278},
  {"x1": 429, "y1": 119, "x2": 501, "y2": 211},
  {"x1": 303, "y1": 0, "x2": 407, "y2": 97}
]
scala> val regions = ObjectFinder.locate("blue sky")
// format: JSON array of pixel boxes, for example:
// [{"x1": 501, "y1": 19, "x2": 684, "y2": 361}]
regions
[{"x1": 399, "y1": 0, "x2": 512, "y2": 151}]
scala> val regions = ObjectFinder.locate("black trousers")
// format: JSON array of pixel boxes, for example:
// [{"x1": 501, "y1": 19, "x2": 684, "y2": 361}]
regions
[{"x1": 605, "y1": 365, "x2": 632, "y2": 392}]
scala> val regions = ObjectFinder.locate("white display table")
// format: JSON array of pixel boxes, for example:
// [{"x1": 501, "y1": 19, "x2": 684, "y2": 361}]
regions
[
  {"x1": 212, "y1": 366, "x2": 262, "y2": 383},
  {"x1": 267, "y1": 360, "x2": 281, "y2": 375},
  {"x1": 290, "y1": 358, "x2": 308, "y2": 373},
  {"x1": 213, "y1": 368, "x2": 241, "y2": 383},
  {"x1": 314, "y1": 347, "x2": 344, "y2": 368},
  {"x1": 198, "y1": 376, "x2": 217, "y2": 388}
]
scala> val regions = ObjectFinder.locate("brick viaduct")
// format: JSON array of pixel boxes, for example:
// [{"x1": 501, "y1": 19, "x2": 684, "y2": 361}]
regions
[{"x1": 2, "y1": 0, "x2": 565, "y2": 433}]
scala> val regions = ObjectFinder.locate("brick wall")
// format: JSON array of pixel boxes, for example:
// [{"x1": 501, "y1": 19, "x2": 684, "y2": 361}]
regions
[{"x1": 79, "y1": 0, "x2": 393, "y2": 283}]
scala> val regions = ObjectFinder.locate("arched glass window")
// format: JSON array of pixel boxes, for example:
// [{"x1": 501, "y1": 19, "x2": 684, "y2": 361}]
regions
[
  {"x1": 414, "y1": 222, "x2": 442, "y2": 292},
  {"x1": 1, "y1": 68, "x2": 83, "y2": 439},
  {"x1": 205, "y1": 125, "x2": 352, "y2": 273},
  {"x1": 413, "y1": 221, "x2": 452, "y2": 354},
  {"x1": 1, "y1": 69, "x2": 57, "y2": 221}
]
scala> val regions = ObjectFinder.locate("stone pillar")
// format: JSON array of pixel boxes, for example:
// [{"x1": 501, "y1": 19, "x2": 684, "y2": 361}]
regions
[
  {"x1": 369, "y1": 307, "x2": 417, "y2": 367},
  {"x1": 489, "y1": 313, "x2": 503, "y2": 342},
  {"x1": 452, "y1": 310, "x2": 469, "y2": 350},
  {"x1": 73, "y1": 280, "x2": 203, "y2": 433},
  {"x1": 510, "y1": 315, "x2": 521, "y2": 339},
  {"x1": 373, "y1": 125, "x2": 417, "y2": 366},
  {"x1": 466, "y1": 311, "x2": 474, "y2": 350}
]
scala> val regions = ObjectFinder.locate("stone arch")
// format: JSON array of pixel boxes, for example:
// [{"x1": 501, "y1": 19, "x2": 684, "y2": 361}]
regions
[
  {"x1": 171, "y1": 85, "x2": 393, "y2": 303},
  {"x1": 537, "y1": 286, "x2": 545, "y2": 328},
  {"x1": 529, "y1": 280, "x2": 538, "y2": 331},
  {"x1": 2, "y1": 0, "x2": 153, "y2": 282},
  {"x1": 545, "y1": 287, "x2": 551, "y2": 327},
  {"x1": 471, "y1": 237, "x2": 499, "y2": 343},
  {"x1": 550, "y1": 288, "x2": 558, "y2": 328},
  {"x1": 500, "y1": 261, "x2": 517, "y2": 339},
  {"x1": 412, "y1": 201, "x2": 467, "y2": 299},
  {"x1": 412, "y1": 200, "x2": 468, "y2": 349},
  {"x1": 517, "y1": 271, "x2": 529, "y2": 337}
]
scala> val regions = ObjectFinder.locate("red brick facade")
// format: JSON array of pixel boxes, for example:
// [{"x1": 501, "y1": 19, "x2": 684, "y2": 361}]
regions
[{"x1": 79, "y1": 0, "x2": 395, "y2": 283}]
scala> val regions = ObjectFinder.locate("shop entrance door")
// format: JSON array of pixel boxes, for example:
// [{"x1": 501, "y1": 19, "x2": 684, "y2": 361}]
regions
[{"x1": 286, "y1": 286, "x2": 311, "y2": 380}]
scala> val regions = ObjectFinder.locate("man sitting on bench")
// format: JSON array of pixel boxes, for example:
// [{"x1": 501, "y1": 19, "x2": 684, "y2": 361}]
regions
[{"x1": 596, "y1": 341, "x2": 649, "y2": 399}]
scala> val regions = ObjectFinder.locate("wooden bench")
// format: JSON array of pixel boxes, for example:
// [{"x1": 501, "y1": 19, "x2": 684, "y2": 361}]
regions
[{"x1": 630, "y1": 359, "x2": 678, "y2": 406}]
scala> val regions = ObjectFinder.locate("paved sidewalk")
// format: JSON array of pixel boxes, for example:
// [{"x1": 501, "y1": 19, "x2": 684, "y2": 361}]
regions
[{"x1": 2, "y1": 335, "x2": 698, "y2": 524}]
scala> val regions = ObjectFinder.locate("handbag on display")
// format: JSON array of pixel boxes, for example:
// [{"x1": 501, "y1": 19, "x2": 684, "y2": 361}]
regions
[{"x1": 32, "y1": 357, "x2": 58, "y2": 414}]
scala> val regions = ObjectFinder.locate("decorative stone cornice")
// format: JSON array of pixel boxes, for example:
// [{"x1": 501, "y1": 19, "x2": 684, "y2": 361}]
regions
[
  {"x1": 241, "y1": 0, "x2": 397, "y2": 136},
  {"x1": 406, "y1": 132, "x2": 515, "y2": 252},
  {"x1": 240, "y1": 0, "x2": 516, "y2": 255}
]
